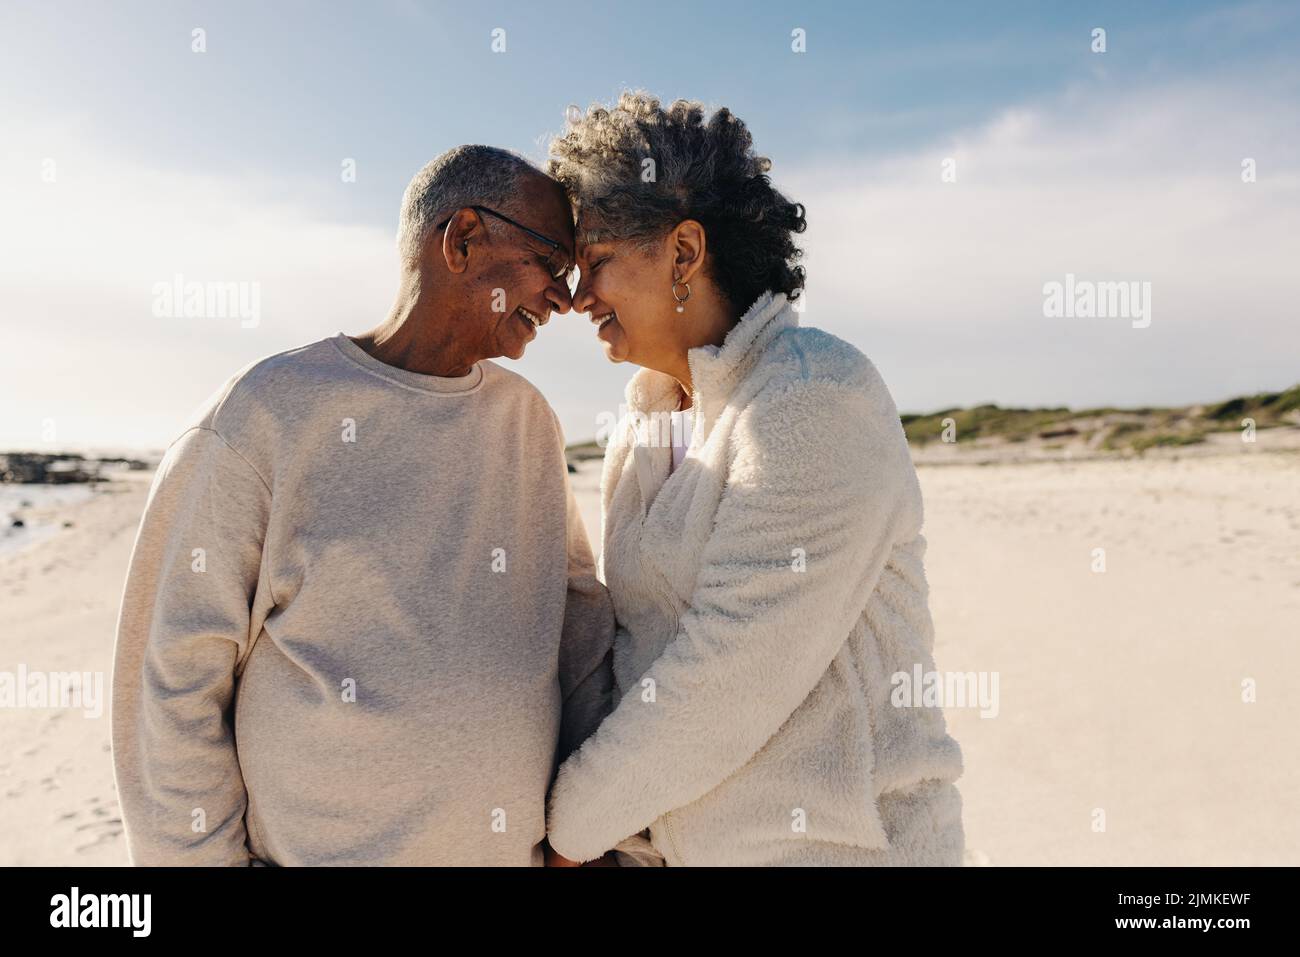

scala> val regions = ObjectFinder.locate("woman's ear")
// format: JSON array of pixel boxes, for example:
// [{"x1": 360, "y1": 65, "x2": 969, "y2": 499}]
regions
[{"x1": 671, "y1": 219, "x2": 708, "y2": 283}]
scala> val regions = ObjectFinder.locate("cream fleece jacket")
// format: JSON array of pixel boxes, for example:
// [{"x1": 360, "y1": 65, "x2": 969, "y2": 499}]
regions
[
  {"x1": 111, "y1": 333, "x2": 615, "y2": 866},
  {"x1": 546, "y1": 292, "x2": 966, "y2": 866}
]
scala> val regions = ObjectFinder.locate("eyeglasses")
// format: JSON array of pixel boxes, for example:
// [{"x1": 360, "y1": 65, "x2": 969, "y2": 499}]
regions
[{"x1": 435, "y1": 205, "x2": 575, "y2": 286}]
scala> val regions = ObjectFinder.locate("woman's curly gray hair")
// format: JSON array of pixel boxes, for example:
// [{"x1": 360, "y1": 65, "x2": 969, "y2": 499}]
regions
[{"x1": 548, "y1": 91, "x2": 806, "y2": 313}]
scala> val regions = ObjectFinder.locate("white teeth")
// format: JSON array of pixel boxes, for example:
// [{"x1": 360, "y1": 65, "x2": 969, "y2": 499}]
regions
[
  {"x1": 592, "y1": 312, "x2": 615, "y2": 328},
  {"x1": 518, "y1": 307, "x2": 545, "y2": 328}
]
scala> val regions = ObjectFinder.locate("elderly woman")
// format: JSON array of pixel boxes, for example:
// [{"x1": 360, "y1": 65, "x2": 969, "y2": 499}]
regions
[{"x1": 544, "y1": 92, "x2": 966, "y2": 866}]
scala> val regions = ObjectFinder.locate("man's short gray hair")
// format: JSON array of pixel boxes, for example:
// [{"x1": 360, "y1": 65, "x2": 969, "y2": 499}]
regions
[{"x1": 397, "y1": 145, "x2": 539, "y2": 265}]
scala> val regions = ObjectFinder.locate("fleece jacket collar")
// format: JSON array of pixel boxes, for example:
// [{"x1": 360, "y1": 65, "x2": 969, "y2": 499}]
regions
[
  {"x1": 623, "y1": 290, "x2": 798, "y2": 438},
  {"x1": 621, "y1": 291, "x2": 797, "y2": 511}
]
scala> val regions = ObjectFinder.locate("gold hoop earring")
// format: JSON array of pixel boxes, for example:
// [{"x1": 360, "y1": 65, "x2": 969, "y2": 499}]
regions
[{"x1": 672, "y1": 277, "x2": 691, "y2": 313}]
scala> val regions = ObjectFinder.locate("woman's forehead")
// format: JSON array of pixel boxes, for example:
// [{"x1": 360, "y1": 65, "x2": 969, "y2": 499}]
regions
[
  {"x1": 574, "y1": 212, "x2": 610, "y2": 246},
  {"x1": 576, "y1": 230, "x2": 611, "y2": 254}
]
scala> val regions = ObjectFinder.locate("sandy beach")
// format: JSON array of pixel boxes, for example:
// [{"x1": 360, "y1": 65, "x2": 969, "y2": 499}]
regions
[
  {"x1": 0, "y1": 476, "x2": 149, "y2": 865},
  {"x1": 2, "y1": 444, "x2": 1297, "y2": 866}
]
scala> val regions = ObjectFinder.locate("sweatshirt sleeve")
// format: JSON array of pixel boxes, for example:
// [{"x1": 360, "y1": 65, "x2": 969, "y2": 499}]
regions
[
  {"x1": 546, "y1": 377, "x2": 917, "y2": 862},
  {"x1": 554, "y1": 469, "x2": 617, "y2": 766},
  {"x1": 110, "y1": 425, "x2": 272, "y2": 865}
]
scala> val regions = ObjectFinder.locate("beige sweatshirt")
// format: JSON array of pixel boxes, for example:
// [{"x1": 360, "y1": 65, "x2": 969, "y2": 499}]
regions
[{"x1": 111, "y1": 333, "x2": 615, "y2": 866}]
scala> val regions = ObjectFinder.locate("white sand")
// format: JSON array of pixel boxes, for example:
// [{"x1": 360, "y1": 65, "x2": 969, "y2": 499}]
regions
[
  {"x1": 1, "y1": 476, "x2": 148, "y2": 865},
  {"x1": 2, "y1": 446, "x2": 1296, "y2": 865},
  {"x1": 925, "y1": 448, "x2": 1300, "y2": 865}
]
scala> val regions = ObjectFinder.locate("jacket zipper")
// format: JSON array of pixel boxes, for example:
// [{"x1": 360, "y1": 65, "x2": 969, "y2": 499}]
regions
[
  {"x1": 627, "y1": 394, "x2": 704, "y2": 867},
  {"x1": 637, "y1": 468, "x2": 689, "y2": 866}
]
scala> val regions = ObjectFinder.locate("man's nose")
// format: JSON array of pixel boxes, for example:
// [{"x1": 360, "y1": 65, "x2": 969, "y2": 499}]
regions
[{"x1": 544, "y1": 274, "x2": 573, "y2": 314}]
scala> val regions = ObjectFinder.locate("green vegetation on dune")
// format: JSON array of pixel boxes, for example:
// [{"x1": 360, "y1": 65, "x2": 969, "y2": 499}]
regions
[
  {"x1": 901, "y1": 405, "x2": 1072, "y2": 444},
  {"x1": 568, "y1": 384, "x2": 1299, "y2": 456},
  {"x1": 1204, "y1": 385, "x2": 1300, "y2": 423},
  {"x1": 564, "y1": 440, "x2": 605, "y2": 462},
  {"x1": 895, "y1": 384, "x2": 1299, "y2": 454}
]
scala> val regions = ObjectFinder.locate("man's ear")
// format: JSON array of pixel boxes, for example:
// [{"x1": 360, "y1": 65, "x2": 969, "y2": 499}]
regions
[
  {"x1": 671, "y1": 219, "x2": 707, "y2": 284},
  {"x1": 441, "y1": 207, "x2": 485, "y2": 275}
]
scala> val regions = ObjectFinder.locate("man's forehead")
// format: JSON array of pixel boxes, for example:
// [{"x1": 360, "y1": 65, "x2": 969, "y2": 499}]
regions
[{"x1": 519, "y1": 176, "x2": 575, "y2": 249}]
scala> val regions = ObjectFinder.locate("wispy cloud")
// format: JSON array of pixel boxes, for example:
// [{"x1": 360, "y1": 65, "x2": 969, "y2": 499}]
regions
[
  {"x1": 0, "y1": 111, "x2": 396, "y2": 450},
  {"x1": 780, "y1": 73, "x2": 1300, "y2": 413},
  {"x1": 3, "y1": 67, "x2": 1298, "y2": 449}
]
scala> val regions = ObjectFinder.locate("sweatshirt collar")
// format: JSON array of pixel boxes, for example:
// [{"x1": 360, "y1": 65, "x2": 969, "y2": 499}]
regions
[{"x1": 331, "y1": 333, "x2": 485, "y2": 395}]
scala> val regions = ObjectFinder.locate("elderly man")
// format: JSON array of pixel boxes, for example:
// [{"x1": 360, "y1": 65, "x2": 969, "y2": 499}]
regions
[{"x1": 110, "y1": 146, "x2": 615, "y2": 865}]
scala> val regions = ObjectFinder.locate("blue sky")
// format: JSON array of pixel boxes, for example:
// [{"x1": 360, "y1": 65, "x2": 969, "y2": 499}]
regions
[{"x1": 2, "y1": 0, "x2": 1298, "y2": 450}]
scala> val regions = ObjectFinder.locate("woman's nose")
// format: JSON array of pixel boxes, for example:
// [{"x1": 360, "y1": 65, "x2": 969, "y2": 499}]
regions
[{"x1": 571, "y1": 274, "x2": 595, "y2": 314}]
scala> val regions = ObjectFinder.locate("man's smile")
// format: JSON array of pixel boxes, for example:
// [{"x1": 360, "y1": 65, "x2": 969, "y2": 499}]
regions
[{"x1": 518, "y1": 305, "x2": 548, "y2": 329}]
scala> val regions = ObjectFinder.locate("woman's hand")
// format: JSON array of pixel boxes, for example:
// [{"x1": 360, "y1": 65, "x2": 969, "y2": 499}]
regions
[
  {"x1": 544, "y1": 841, "x2": 583, "y2": 866},
  {"x1": 544, "y1": 841, "x2": 618, "y2": 866}
]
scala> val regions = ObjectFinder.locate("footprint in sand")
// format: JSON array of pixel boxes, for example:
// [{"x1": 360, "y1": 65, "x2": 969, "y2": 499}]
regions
[
  {"x1": 4, "y1": 780, "x2": 28, "y2": 799},
  {"x1": 60, "y1": 795, "x2": 124, "y2": 854},
  {"x1": 38, "y1": 758, "x2": 73, "y2": 793}
]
